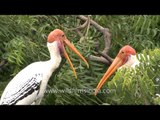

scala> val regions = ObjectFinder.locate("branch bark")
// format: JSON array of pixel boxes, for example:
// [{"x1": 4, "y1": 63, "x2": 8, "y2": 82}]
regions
[
  {"x1": 98, "y1": 51, "x2": 113, "y2": 63},
  {"x1": 89, "y1": 55, "x2": 110, "y2": 64},
  {"x1": 77, "y1": 15, "x2": 112, "y2": 65},
  {"x1": 71, "y1": 16, "x2": 90, "y2": 38}
]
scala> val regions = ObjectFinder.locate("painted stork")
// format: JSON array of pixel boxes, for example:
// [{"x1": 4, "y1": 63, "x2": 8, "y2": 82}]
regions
[
  {"x1": 0, "y1": 29, "x2": 89, "y2": 105},
  {"x1": 94, "y1": 45, "x2": 140, "y2": 95}
]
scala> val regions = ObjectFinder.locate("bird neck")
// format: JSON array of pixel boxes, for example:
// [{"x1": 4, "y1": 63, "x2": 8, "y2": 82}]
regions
[
  {"x1": 122, "y1": 55, "x2": 140, "y2": 68},
  {"x1": 47, "y1": 41, "x2": 62, "y2": 70}
]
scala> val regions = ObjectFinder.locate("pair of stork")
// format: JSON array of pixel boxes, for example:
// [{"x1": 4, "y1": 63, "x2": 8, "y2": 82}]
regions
[{"x1": 0, "y1": 29, "x2": 140, "y2": 105}]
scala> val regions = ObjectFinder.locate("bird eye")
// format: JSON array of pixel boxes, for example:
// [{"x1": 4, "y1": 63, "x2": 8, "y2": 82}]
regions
[
  {"x1": 121, "y1": 51, "x2": 124, "y2": 54},
  {"x1": 62, "y1": 34, "x2": 65, "y2": 37}
]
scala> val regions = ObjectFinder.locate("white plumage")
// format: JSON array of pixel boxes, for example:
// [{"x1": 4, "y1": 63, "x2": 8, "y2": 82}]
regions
[
  {"x1": 120, "y1": 54, "x2": 151, "y2": 70},
  {"x1": 119, "y1": 55, "x2": 140, "y2": 69},
  {"x1": 0, "y1": 29, "x2": 89, "y2": 105},
  {"x1": 0, "y1": 41, "x2": 61, "y2": 105},
  {"x1": 94, "y1": 45, "x2": 144, "y2": 95}
]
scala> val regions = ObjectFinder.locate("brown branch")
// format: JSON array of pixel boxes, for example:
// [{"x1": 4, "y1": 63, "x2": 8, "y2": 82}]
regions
[
  {"x1": 71, "y1": 19, "x2": 89, "y2": 30},
  {"x1": 75, "y1": 29, "x2": 83, "y2": 37},
  {"x1": 89, "y1": 55, "x2": 110, "y2": 64},
  {"x1": 77, "y1": 15, "x2": 112, "y2": 65},
  {"x1": 78, "y1": 15, "x2": 104, "y2": 31},
  {"x1": 78, "y1": 15, "x2": 111, "y2": 53},
  {"x1": 71, "y1": 16, "x2": 91, "y2": 38},
  {"x1": 98, "y1": 51, "x2": 113, "y2": 64},
  {"x1": 102, "y1": 28, "x2": 111, "y2": 54}
]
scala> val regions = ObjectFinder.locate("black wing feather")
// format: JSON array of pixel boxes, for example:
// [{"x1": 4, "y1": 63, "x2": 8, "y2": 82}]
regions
[{"x1": 1, "y1": 73, "x2": 43, "y2": 105}]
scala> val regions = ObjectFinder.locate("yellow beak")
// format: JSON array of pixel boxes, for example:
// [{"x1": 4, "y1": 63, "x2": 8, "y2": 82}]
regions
[
  {"x1": 62, "y1": 39, "x2": 89, "y2": 79},
  {"x1": 94, "y1": 57, "x2": 123, "y2": 95}
]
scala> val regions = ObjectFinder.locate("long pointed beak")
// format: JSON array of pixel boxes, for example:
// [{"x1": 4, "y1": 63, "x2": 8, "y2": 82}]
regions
[
  {"x1": 63, "y1": 39, "x2": 89, "y2": 79},
  {"x1": 94, "y1": 57, "x2": 123, "y2": 95}
]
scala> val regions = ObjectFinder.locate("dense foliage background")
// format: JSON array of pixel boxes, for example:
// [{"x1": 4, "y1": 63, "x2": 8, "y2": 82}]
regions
[{"x1": 0, "y1": 15, "x2": 160, "y2": 105}]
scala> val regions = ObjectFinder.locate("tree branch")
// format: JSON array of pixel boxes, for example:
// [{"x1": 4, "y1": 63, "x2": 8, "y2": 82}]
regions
[
  {"x1": 77, "y1": 15, "x2": 112, "y2": 65},
  {"x1": 98, "y1": 51, "x2": 113, "y2": 64},
  {"x1": 72, "y1": 18, "x2": 90, "y2": 30},
  {"x1": 89, "y1": 55, "x2": 110, "y2": 64},
  {"x1": 71, "y1": 16, "x2": 91, "y2": 38},
  {"x1": 77, "y1": 15, "x2": 104, "y2": 31}
]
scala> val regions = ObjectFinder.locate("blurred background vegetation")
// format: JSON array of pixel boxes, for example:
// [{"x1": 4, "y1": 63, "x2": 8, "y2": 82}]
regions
[{"x1": 0, "y1": 15, "x2": 160, "y2": 105}]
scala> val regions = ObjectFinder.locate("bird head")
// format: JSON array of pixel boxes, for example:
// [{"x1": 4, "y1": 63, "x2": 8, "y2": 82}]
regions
[
  {"x1": 47, "y1": 29, "x2": 89, "y2": 79},
  {"x1": 94, "y1": 45, "x2": 136, "y2": 95}
]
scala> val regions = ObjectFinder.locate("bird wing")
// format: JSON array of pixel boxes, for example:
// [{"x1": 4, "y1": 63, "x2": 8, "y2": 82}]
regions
[{"x1": 0, "y1": 73, "x2": 43, "y2": 105}]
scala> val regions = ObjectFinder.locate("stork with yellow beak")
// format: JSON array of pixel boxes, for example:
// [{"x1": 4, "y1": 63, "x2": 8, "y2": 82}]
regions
[
  {"x1": 94, "y1": 45, "x2": 140, "y2": 95},
  {"x1": 0, "y1": 29, "x2": 89, "y2": 105}
]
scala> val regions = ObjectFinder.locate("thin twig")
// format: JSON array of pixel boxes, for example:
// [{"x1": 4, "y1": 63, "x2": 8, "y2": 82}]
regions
[
  {"x1": 75, "y1": 29, "x2": 83, "y2": 37},
  {"x1": 77, "y1": 15, "x2": 112, "y2": 65},
  {"x1": 71, "y1": 19, "x2": 89, "y2": 31},
  {"x1": 71, "y1": 16, "x2": 91, "y2": 38}
]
